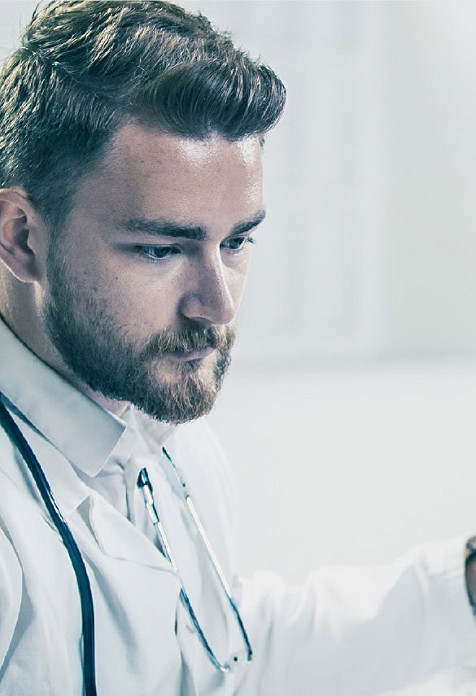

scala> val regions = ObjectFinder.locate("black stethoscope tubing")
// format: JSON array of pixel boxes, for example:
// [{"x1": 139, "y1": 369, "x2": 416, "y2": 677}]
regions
[{"x1": 0, "y1": 398, "x2": 98, "y2": 696}]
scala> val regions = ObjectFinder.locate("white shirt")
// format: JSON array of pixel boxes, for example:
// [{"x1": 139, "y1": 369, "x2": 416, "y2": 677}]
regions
[{"x1": 0, "y1": 318, "x2": 476, "y2": 696}]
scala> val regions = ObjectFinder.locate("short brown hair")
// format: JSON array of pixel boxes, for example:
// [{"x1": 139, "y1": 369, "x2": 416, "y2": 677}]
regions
[{"x1": 0, "y1": 1, "x2": 286, "y2": 228}]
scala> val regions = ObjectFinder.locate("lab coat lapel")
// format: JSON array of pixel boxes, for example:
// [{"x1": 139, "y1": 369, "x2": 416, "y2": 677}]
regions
[{"x1": 86, "y1": 492, "x2": 175, "y2": 572}]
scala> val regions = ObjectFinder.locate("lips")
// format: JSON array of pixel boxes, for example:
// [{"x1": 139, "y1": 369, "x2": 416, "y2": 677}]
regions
[{"x1": 165, "y1": 346, "x2": 214, "y2": 361}]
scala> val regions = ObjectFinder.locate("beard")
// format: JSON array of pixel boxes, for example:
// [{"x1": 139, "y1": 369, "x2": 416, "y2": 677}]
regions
[{"x1": 42, "y1": 246, "x2": 235, "y2": 424}]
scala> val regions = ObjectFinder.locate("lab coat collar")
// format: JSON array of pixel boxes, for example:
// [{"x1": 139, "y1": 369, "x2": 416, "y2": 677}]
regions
[
  {"x1": 0, "y1": 317, "x2": 125, "y2": 477},
  {"x1": 0, "y1": 318, "x2": 174, "y2": 480}
]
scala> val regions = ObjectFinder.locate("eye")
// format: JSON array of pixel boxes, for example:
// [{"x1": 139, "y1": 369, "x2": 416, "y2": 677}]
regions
[
  {"x1": 222, "y1": 235, "x2": 255, "y2": 252},
  {"x1": 137, "y1": 245, "x2": 180, "y2": 261}
]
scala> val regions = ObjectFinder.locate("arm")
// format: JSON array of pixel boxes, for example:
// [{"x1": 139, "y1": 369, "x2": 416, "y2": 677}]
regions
[
  {"x1": 194, "y1": 425, "x2": 476, "y2": 695},
  {"x1": 235, "y1": 538, "x2": 476, "y2": 696},
  {"x1": 464, "y1": 536, "x2": 476, "y2": 610},
  {"x1": 0, "y1": 524, "x2": 22, "y2": 668}
]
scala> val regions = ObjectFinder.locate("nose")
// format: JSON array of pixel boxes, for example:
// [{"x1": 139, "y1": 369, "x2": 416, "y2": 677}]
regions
[{"x1": 179, "y1": 254, "x2": 238, "y2": 326}]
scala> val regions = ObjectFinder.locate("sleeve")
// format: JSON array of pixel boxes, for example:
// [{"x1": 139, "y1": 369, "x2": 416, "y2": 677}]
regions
[
  {"x1": 234, "y1": 537, "x2": 476, "y2": 696},
  {"x1": 0, "y1": 525, "x2": 22, "y2": 668}
]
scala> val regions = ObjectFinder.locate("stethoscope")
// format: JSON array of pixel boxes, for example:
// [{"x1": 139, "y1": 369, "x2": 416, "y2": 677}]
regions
[{"x1": 0, "y1": 396, "x2": 252, "y2": 696}]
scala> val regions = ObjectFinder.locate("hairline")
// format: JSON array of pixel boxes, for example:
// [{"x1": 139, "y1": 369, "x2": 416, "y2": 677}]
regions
[{"x1": 47, "y1": 115, "x2": 267, "y2": 235}]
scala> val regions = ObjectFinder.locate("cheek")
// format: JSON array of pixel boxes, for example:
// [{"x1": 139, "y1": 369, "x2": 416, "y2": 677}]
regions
[
  {"x1": 98, "y1": 268, "x2": 183, "y2": 333},
  {"x1": 228, "y1": 258, "x2": 250, "y2": 305}
]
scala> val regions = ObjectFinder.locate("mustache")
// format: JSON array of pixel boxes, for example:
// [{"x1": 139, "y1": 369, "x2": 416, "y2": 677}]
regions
[{"x1": 140, "y1": 324, "x2": 235, "y2": 358}]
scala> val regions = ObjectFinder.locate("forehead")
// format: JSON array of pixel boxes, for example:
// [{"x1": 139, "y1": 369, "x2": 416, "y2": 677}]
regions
[{"x1": 72, "y1": 123, "x2": 264, "y2": 227}]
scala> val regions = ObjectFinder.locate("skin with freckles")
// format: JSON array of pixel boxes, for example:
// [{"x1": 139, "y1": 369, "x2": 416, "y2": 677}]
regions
[{"x1": 0, "y1": 123, "x2": 265, "y2": 422}]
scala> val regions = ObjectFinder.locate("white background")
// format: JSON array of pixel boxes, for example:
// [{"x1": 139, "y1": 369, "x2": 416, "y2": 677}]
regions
[{"x1": 3, "y1": 2, "x2": 476, "y2": 693}]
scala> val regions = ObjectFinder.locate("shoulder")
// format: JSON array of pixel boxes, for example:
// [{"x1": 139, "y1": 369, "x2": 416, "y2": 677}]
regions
[
  {"x1": 167, "y1": 418, "x2": 234, "y2": 493},
  {"x1": 171, "y1": 417, "x2": 226, "y2": 458},
  {"x1": 0, "y1": 526, "x2": 22, "y2": 599},
  {"x1": 166, "y1": 418, "x2": 236, "y2": 540},
  {"x1": 0, "y1": 522, "x2": 23, "y2": 664},
  {"x1": 0, "y1": 423, "x2": 36, "y2": 623}
]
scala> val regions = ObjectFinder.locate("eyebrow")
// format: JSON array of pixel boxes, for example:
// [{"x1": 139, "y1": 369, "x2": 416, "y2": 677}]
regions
[{"x1": 122, "y1": 211, "x2": 266, "y2": 241}]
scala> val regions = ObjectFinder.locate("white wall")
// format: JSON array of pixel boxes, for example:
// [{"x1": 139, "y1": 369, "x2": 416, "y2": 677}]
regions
[
  {"x1": 180, "y1": 1, "x2": 476, "y2": 364},
  {"x1": 3, "y1": 1, "x2": 476, "y2": 362},
  {"x1": 182, "y1": 0, "x2": 388, "y2": 362}
]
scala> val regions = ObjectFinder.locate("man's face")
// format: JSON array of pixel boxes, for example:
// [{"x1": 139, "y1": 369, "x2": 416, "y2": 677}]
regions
[{"x1": 41, "y1": 123, "x2": 265, "y2": 422}]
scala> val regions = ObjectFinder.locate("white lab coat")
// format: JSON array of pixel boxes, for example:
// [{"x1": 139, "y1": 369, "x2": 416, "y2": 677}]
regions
[{"x1": 0, "y1": 317, "x2": 476, "y2": 696}]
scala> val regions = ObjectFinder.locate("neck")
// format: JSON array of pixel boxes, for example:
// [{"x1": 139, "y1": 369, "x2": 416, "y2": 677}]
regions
[{"x1": 0, "y1": 274, "x2": 129, "y2": 417}]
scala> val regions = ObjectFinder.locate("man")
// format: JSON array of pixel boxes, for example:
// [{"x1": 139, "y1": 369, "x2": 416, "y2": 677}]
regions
[{"x1": 0, "y1": 1, "x2": 475, "y2": 695}]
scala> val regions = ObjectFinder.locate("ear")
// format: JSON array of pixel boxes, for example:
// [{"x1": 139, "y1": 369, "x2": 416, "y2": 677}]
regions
[{"x1": 0, "y1": 188, "x2": 45, "y2": 282}]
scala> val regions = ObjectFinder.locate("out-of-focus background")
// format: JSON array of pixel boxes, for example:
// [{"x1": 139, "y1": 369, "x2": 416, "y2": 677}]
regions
[{"x1": 3, "y1": 2, "x2": 476, "y2": 693}]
